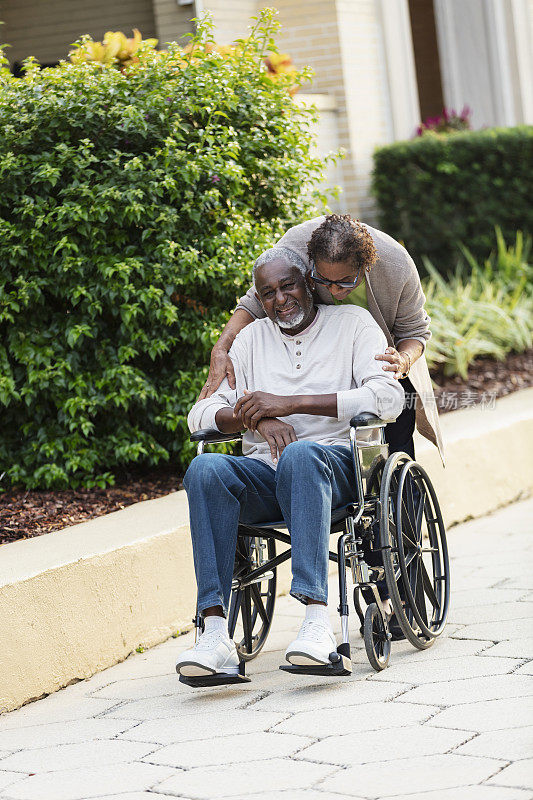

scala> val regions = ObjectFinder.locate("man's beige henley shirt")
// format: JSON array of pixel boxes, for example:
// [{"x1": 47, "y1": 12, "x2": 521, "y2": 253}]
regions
[{"x1": 188, "y1": 305, "x2": 405, "y2": 470}]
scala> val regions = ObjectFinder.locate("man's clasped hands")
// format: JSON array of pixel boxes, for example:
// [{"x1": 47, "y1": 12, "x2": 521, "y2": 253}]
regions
[{"x1": 233, "y1": 390, "x2": 298, "y2": 464}]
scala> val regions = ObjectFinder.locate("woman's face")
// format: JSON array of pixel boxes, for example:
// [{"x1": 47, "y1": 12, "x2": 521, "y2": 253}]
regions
[{"x1": 313, "y1": 258, "x2": 363, "y2": 300}]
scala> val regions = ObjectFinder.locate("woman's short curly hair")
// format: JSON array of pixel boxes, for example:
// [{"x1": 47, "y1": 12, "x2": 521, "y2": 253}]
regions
[{"x1": 307, "y1": 214, "x2": 378, "y2": 272}]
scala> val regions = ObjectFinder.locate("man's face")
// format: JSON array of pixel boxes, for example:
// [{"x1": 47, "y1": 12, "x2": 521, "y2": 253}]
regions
[
  {"x1": 313, "y1": 258, "x2": 361, "y2": 301},
  {"x1": 255, "y1": 260, "x2": 314, "y2": 332}
]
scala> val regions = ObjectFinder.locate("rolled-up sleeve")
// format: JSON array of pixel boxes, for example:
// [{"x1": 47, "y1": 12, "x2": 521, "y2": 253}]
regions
[
  {"x1": 187, "y1": 338, "x2": 247, "y2": 432},
  {"x1": 187, "y1": 377, "x2": 237, "y2": 433},
  {"x1": 392, "y1": 251, "x2": 431, "y2": 347},
  {"x1": 336, "y1": 325, "x2": 405, "y2": 422}
]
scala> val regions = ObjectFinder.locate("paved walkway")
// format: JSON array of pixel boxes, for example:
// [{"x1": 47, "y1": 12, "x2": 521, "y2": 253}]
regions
[{"x1": 0, "y1": 499, "x2": 532, "y2": 800}]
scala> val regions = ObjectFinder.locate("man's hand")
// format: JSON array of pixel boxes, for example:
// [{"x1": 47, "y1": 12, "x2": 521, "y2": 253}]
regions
[
  {"x1": 375, "y1": 347, "x2": 410, "y2": 380},
  {"x1": 198, "y1": 348, "x2": 236, "y2": 400},
  {"x1": 234, "y1": 390, "x2": 293, "y2": 431},
  {"x1": 256, "y1": 418, "x2": 297, "y2": 464}
]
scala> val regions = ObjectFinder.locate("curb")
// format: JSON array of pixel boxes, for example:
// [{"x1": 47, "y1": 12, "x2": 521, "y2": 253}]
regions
[{"x1": 1, "y1": 388, "x2": 532, "y2": 713}]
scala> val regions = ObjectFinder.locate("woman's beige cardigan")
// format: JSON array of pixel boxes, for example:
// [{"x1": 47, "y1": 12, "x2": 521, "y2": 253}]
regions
[{"x1": 236, "y1": 216, "x2": 444, "y2": 464}]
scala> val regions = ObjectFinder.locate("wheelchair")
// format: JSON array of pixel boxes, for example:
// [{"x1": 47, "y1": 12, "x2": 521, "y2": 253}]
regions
[{"x1": 179, "y1": 413, "x2": 450, "y2": 688}]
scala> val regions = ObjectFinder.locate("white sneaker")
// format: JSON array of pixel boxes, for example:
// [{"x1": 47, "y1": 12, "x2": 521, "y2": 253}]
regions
[
  {"x1": 176, "y1": 628, "x2": 240, "y2": 677},
  {"x1": 285, "y1": 619, "x2": 338, "y2": 666}
]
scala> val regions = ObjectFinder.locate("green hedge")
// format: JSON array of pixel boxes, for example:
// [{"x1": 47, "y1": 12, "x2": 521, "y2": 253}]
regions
[
  {"x1": 372, "y1": 126, "x2": 533, "y2": 273},
  {"x1": 0, "y1": 12, "x2": 331, "y2": 489}
]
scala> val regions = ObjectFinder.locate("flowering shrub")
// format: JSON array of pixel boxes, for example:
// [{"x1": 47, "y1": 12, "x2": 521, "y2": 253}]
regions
[
  {"x1": 415, "y1": 105, "x2": 472, "y2": 137},
  {"x1": 69, "y1": 29, "x2": 158, "y2": 69},
  {"x1": 69, "y1": 27, "x2": 299, "y2": 92},
  {"x1": 0, "y1": 10, "x2": 331, "y2": 489}
]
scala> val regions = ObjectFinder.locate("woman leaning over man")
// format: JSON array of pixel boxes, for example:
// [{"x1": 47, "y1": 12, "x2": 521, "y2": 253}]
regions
[{"x1": 199, "y1": 214, "x2": 443, "y2": 464}]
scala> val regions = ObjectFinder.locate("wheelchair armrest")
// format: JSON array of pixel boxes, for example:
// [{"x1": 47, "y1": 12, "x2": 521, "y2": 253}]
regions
[
  {"x1": 190, "y1": 428, "x2": 243, "y2": 444},
  {"x1": 349, "y1": 413, "x2": 395, "y2": 429}
]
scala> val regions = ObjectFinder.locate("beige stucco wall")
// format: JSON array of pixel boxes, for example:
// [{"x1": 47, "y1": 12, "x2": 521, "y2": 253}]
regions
[{"x1": 1, "y1": 0, "x2": 158, "y2": 66}]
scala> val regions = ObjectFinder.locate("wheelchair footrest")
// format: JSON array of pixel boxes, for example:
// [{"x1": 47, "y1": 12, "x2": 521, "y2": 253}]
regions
[
  {"x1": 179, "y1": 672, "x2": 251, "y2": 688},
  {"x1": 279, "y1": 653, "x2": 352, "y2": 677},
  {"x1": 178, "y1": 661, "x2": 251, "y2": 688}
]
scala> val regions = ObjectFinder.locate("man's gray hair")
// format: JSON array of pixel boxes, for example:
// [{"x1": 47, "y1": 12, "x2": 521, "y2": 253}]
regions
[{"x1": 252, "y1": 246, "x2": 309, "y2": 286}]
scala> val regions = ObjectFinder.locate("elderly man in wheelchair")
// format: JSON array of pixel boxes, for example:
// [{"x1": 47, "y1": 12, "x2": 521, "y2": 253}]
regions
[{"x1": 176, "y1": 247, "x2": 450, "y2": 687}]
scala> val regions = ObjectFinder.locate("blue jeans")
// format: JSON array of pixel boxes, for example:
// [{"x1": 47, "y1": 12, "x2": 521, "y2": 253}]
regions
[{"x1": 183, "y1": 441, "x2": 357, "y2": 617}]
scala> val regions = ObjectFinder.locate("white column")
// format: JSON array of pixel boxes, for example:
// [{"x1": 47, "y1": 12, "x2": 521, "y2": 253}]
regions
[
  {"x1": 376, "y1": 0, "x2": 421, "y2": 140},
  {"x1": 507, "y1": 0, "x2": 533, "y2": 123},
  {"x1": 434, "y1": 0, "x2": 527, "y2": 128}
]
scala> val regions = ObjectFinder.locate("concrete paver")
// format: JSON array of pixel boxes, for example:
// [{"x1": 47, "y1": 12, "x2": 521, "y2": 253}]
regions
[
  {"x1": 3, "y1": 763, "x2": 177, "y2": 800},
  {"x1": 395, "y1": 674, "x2": 533, "y2": 706},
  {"x1": 117, "y1": 711, "x2": 289, "y2": 746},
  {"x1": 321, "y1": 753, "x2": 504, "y2": 797},
  {"x1": 376, "y1": 787, "x2": 533, "y2": 800},
  {"x1": 478, "y1": 637, "x2": 533, "y2": 659},
  {"x1": 155, "y1": 758, "x2": 334, "y2": 798},
  {"x1": 292, "y1": 724, "x2": 472, "y2": 765},
  {"x1": 0, "y1": 719, "x2": 137, "y2": 750},
  {"x1": 428, "y1": 695, "x2": 533, "y2": 731},
  {"x1": 0, "y1": 497, "x2": 532, "y2": 800},
  {"x1": 0, "y1": 739, "x2": 156, "y2": 774},
  {"x1": 271, "y1": 702, "x2": 437, "y2": 737},
  {"x1": 486, "y1": 759, "x2": 533, "y2": 790},
  {"x1": 455, "y1": 726, "x2": 533, "y2": 761},
  {"x1": 367, "y1": 654, "x2": 521, "y2": 683},
  {"x1": 147, "y1": 731, "x2": 311, "y2": 769}
]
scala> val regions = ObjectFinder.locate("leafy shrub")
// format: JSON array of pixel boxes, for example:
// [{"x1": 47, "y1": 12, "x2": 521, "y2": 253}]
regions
[
  {"x1": 372, "y1": 125, "x2": 533, "y2": 273},
  {"x1": 0, "y1": 10, "x2": 331, "y2": 489},
  {"x1": 424, "y1": 230, "x2": 532, "y2": 378}
]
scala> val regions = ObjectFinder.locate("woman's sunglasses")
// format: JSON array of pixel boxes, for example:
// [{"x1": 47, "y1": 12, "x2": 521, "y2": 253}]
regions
[{"x1": 310, "y1": 261, "x2": 363, "y2": 290}]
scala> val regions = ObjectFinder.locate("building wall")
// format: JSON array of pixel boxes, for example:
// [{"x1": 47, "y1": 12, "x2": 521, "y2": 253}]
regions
[
  {"x1": 264, "y1": 0, "x2": 360, "y2": 215},
  {"x1": 336, "y1": 0, "x2": 395, "y2": 222},
  {"x1": 203, "y1": 0, "x2": 257, "y2": 43},
  {"x1": 1, "y1": 0, "x2": 157, "y2": 66},
  {"x1": 152, "y1": 0, "x2": 193, "y2": 46}
]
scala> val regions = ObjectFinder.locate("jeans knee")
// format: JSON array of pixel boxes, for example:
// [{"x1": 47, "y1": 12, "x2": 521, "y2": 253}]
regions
[
  {"x1": 276, "y1": 440, "x2": 327, "y2": 481},
  {"x1": 183, "y1": 453, "x2": 232, "y2": 491}
]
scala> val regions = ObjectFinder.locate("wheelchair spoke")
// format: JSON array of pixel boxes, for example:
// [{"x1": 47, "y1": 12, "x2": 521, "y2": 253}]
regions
[
  {"x1": 250, "y1": 583, "x2": 269, "y2": 626},
  {"x1": 420, "y1": 559, "x2": 440, "y2": 610},
  {"x1": 415, "y1": 559, "x2": 429, "y2": 628},
  {"x1": 415, "y1": 491, "x2": 425, "y2": 543},
  {"x1": 241, "y1": 586, "x2": 254, "y2": 653},
  {"x1": 228, "y1": 588, "x2": 241, "y2": 639}
]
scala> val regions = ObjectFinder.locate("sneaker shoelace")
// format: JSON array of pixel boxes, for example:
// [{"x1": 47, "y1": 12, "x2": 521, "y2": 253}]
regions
[
  {"x1": 298, "y1": 620, "x2": 333, "y2": 642},
  {"x1": 194, "y1": 628, "x2": 230, "y2": 651}
]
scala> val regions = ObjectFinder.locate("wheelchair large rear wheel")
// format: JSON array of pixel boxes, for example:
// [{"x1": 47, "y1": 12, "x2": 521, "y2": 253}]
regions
[
  {"x1": 380, "y1": 453, "x2": 450, "y2": 650},
  {"x1": 228, "y1": 535, "x2": 277, "y2": 661}
]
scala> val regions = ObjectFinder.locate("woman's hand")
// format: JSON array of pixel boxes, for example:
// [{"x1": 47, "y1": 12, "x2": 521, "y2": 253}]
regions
[
  {"x1": 256, "y1": 418, "x2": 297, "y2": 464},
  {"x1": 234, "y1": 390, "x2": 293, "y2": 431},
  {"x1": 375, "y1": 347, "x2": 410, "y2": 380},
  {"x1": 198, "y1": 347, "x2": 236, "y2": 400}
]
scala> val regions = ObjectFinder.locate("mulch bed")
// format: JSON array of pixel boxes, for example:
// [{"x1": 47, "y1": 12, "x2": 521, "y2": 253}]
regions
[{"x1": 2, "y1": 349, "x2": 531, "y2": 546}]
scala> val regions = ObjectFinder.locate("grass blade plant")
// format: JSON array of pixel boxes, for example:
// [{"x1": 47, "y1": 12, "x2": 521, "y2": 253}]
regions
[{"x1": 423, "y1": 231, "x2": 532, "y2": 378}]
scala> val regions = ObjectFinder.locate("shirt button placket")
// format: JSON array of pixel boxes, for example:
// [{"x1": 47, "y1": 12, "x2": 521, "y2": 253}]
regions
[{"x1": 295, "y1": 339, "x2": 302, "y2": 369}]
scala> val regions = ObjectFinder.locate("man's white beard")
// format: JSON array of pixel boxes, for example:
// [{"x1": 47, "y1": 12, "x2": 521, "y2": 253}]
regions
[
  {"x1": 277, "y1": 306, "x2": 306, "y2": 329},
  {"x1": 276, "y1": 286, "x2": 313, "y2": 330}
]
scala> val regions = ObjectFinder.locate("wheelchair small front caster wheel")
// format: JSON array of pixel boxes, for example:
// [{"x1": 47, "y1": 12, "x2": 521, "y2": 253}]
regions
[{"x1": 364, "y1": 603, "x2": 391, "y2": 672}]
